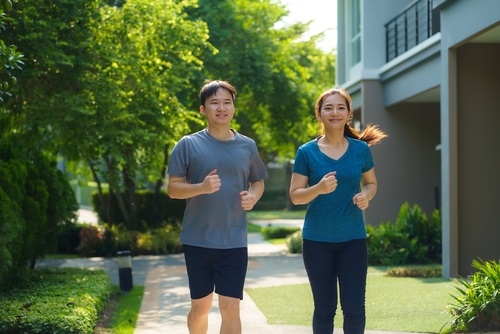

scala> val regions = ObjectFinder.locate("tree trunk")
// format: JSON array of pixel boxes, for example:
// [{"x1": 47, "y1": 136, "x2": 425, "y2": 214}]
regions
[
  {"x1": 104, "y1": 156, "x2": 130, "y2": 227},
  {"x1": 153, "y1": 143, "x2": 169, "y2": 225}
]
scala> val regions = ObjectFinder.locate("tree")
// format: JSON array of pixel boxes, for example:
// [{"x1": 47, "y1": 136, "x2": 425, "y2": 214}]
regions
[
  {"x1": 2, "y1": 0, "x2": 101, "y2": 150},
  {"x1": 0, "y1": 4, "x2": 24, "y2": 106},
  {"x1": 190, "y1": 0, "x2": 336, "y2": 160},
  {"x1": 64, "y1": 0, "x2": 212, "y2": 229},
  {"x1": 3, "y1": 0, "x2": 336, "y2": 232},
  {"x1": 4, "y1": 0, "x2": 212, "y2": 230}
]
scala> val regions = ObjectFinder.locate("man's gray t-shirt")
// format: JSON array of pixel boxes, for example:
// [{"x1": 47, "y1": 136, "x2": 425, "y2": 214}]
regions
[{"x1": 167, "y1": 129, "x2": 268, "y2": 249}]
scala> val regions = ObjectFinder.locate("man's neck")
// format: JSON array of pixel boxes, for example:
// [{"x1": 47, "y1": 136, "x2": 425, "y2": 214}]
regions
[{"x1": 206, "y1": 126, "x2": 234, "y2": 141}]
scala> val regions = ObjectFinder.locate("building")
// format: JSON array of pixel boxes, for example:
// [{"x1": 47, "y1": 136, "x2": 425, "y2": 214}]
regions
[{"x1": 336, "y1": 0, "x2": 500, "y2": 278}]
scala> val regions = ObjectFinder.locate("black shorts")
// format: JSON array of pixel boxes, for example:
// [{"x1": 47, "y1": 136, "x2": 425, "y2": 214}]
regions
[{"x1": 183, "y1": 245, "x2": 248, "y2": 300}]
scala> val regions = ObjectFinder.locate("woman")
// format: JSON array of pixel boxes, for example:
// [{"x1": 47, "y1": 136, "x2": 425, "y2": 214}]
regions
[{"x1": 289, "y1": 88, "x2": 387, "y2": 334}]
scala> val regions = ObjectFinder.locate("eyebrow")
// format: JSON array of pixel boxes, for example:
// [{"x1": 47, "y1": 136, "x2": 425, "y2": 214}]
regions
[
  {"x1": 323, "y1": 102, "x2": 347, "y2": 107},
  {"x1": 208, "y1": 96, "x2": 232, "y2": 102}
]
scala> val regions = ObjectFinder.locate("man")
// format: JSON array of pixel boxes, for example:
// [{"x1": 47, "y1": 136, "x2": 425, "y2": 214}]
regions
[{"x1": 167, "y1": 80, "x2": 268, "y2": 334}]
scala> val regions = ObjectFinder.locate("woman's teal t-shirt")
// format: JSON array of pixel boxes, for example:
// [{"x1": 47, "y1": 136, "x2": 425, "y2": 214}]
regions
[{"x1": 293, "y1": 136, "x2": 374, "y2": 243}]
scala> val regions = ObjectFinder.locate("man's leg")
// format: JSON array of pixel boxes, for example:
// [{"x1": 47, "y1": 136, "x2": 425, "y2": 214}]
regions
[
  {"x1": 218, "y1": 295, "x2": 241, "y2": 334},
  {"x1": 213, "y1": 247, "x2": 247, "y2": 334},
  {"x1": 188, "y1": 293, "x2": 213, "y2": 334}
]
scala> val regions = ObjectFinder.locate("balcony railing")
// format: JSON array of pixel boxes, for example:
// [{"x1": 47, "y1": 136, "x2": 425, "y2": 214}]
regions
[{"x1": 385, "y1": 0, "x2": 440, "y2": 62}]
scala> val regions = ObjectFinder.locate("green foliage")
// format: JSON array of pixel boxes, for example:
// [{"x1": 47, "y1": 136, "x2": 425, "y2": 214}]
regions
[
  {"x1": 0, "y1": 39, "x2": 24, "y2": 103},
  {"x1": 367, "y1": 202, "x2": 441, "y2": 266},
  {"x1": 447, "y1": 259, "x2": 500, "y2": 332},
  {"x1": 0, "y1": 268, "x2": 112, "y2": 334},
  {"x1": 0, "y1": 151, "x2": 26, "y2": 284},
  {"x1": 3, "y1": 0, "x2": 337, "y2": 236},
  {"x1": 192, "y1": 0, "x2": 336, "y2": 160},
  {"x1": 0, "y1": 137, "x2": 77, "y2": 285},
  {"x1": 261, "y1": 226, "x2": 300, "y2": 240},
  {"x1": 55, "y1": 222, "x2": 83, "y2": 254},
  {"x1": 134, "y1": 224, "x2": 183, "y2": 255},
  {"x1": 395, "y1": 202, "x2": 442, "y2": 263},
  {"x1": 386, "y1": 264, "x2": 442, "y2": 278},
  {"x1": 92, "y1": 189, "x2": 186, "y2": 230},
  {"x1": 286, "y1": 230, "x2": 303, "y2": 254},
  {"x1": 0, "y1": 4, "x2": 24, "y2": 105},
  {"x1": 254, "y1": 189, "x2": 289, "y2": 210},
  {"x1": 366, "y1": 222, "x2": 411, "y2": 266},
  {"x1": 74, "y1": 223, "x2": 182, "y2": 257},
  {"x1": 76, "y1": 0, "x2": 210, "y2": 230}
]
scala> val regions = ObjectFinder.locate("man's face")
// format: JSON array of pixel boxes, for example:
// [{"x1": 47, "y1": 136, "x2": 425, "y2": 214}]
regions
[{"x1": 200, "y1": 88, "x2": 235, "y2": 126}]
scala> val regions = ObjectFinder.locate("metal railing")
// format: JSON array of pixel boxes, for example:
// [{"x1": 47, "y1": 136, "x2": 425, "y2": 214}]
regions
[{"x1": 385, "y1": 0, "x2": 440, "y2": 62}]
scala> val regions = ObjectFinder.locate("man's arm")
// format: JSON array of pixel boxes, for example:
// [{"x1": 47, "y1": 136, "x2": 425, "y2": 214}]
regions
[
  {"x1": 167, "y1": 169, "x2": 221, "y2": 199},
  {"x1": 240, "y1": 179, "x2": 265, "y2": 211}
]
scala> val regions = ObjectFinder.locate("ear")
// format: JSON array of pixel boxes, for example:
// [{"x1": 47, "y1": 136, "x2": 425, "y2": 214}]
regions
[
  {"x1": 199, "y1": 105, "x2": 206, "y2": 115},
  {"x1": 315, "y1": 110, "x2": 321, "y2": 121}
]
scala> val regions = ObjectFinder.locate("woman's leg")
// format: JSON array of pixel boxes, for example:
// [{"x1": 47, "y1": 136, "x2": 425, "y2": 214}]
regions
[
  {"x1": 303, "y1": 239, "x2": 337, "y2": 334},
  {"x1": 337, "y1": 239, "x2": 367, "y2": 334}
]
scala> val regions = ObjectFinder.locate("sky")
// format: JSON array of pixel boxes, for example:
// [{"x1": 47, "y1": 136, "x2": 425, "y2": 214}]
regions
[{"x1": 278, "y1": 0, "x2": 338, "y2": 52}]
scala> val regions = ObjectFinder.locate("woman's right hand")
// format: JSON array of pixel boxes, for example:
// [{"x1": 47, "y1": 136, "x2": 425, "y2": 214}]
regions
[{"x1": 318, "y1": 171, "x2": 337, "y2": 194}]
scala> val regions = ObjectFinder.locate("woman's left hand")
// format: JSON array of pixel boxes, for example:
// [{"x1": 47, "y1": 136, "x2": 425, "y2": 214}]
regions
[{"x1": 353, "y1": 192, "x2": 369, "y2": 210}]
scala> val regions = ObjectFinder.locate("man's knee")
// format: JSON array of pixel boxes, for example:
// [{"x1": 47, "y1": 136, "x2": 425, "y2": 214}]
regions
[
  {"x1": 218, "y1": 295, "x2": 240, "y2": 318},
  {"x1": 191, "y1": 293, "x2": 213, "y2": 316}
]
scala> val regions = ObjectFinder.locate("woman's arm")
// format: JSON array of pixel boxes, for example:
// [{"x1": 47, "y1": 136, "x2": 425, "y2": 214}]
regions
[
  {"x1": 352, "y1": 167, "x2": 377, "y2": 210},
  {"x1": 289, "y1": 171, "x2": 337, "y2": 205}
]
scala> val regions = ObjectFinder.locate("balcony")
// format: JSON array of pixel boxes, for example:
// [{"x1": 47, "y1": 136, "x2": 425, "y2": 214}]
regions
[{"x1": 385, "y1": 0, "x2": 440, "y2": 62}]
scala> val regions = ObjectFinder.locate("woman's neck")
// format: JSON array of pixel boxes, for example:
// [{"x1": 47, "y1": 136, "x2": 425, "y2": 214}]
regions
[{"x1": 321, "y1": 131, "x2": 346, "y2": 146}]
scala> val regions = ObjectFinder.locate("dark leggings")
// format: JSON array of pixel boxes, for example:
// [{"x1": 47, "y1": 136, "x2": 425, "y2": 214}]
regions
[{"x1": 303, "y1": 238, "x2": 367, "y2": 334}]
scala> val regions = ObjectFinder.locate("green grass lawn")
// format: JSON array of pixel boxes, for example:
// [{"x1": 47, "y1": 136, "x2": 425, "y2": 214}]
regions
[
  {"x1": 246, "y1": 267, "x2": 456, "y2": 333},
  {"x1": 111, "y1": 286, "x2": 143, "y2": 334},
  {"x1": 96, "y1": 285, "x2": 144, "y2": 334},
  {"x1": 247, "y1": 210, "x2": 306, "y2": 220}
]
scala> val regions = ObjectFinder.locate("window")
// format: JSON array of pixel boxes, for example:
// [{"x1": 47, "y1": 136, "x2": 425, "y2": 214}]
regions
[{"x1": 349, "y1": 0, "x2": 361, "y2": 66}]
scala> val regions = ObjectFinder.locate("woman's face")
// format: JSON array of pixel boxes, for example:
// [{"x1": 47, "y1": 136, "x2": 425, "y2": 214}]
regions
[{"x1": 317, "y1": 93, "x2": 351, "y2": 131}]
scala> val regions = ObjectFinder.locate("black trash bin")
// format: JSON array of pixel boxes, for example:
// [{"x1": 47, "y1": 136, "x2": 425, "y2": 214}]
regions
[{"x1": 117, "y1": 250, "x2": 133, "y2": 292}]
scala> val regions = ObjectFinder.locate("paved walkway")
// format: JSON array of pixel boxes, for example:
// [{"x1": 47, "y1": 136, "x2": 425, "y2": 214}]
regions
[{"x1": 39, "y1": 209, "x2": 423, "y2": 334}]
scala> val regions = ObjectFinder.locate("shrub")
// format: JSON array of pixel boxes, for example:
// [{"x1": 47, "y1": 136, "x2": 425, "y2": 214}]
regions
[
  {"x1": 92, "y1": 190, "x2": 185, "y2": 231},
  {"x1": 74, "y1": 223, "x2": 182, "y2": 257},
  {"x1": 386, "y1": 265, "x2": 442, "y2": 278},
  {"x1": 261, "y1": 226, "x2": 300, "y2": 240},
  {"x1": 447, "y1": 259, "x2": 500, "y2": 332},
  {"x1": 366, "y1": 223, "x2": 411, "y2": 265},
  {"x1": 134, "y1": 223, "x2": 183, "y2": 255},
  {"x1": 286, "y1": 231, "x2": 303, "y2": 254},
  {"x1": 367, "y1": 202, "x2": 441, "y2": 266},
  {"x1": 0, "y1": 268, "x2": 111, "y2": 334},
  {"x1": 55, "y1": 223, "x2": 85, "y2": 254},
  {"x1": 395, "y1": 202, "x2": 441, "y2": 263},
  {"x1": 76, "y1": 224, "x2": 106, "y2": 257},
  {"x1": 0, "y1": 138, "x2": 77, "y2": 285}
]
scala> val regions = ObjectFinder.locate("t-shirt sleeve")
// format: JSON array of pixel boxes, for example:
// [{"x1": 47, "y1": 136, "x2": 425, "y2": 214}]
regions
[
  {"x1": 292, "y1": 146, "x2": 309, "y2": 177},
  {"x1": 362, "y1": 144, "x2": 375, "y2": 173},
  {"x1": 248, "y1": 142, "x2": 268, "y2": 182},
  {"x1": 167, "y1": 137, "x2": 188, "y2": 177}
]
